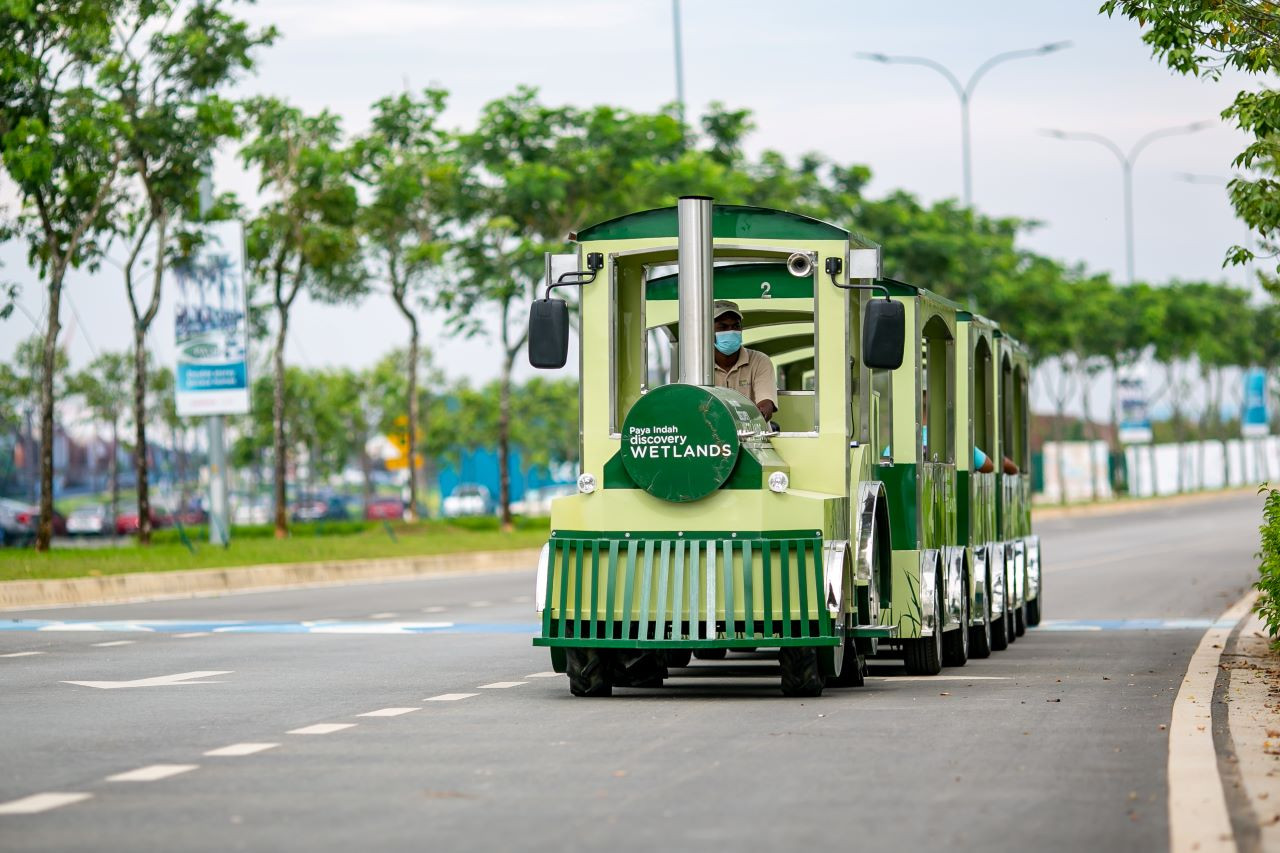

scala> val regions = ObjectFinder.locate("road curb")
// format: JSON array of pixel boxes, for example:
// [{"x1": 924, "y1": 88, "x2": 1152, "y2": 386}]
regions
[
  {"x1": 0, "y1": 548, "x2": 542, "y2": 611},
  {"x1": 1168, "y1": 588, "x2": 1258, "y2": 853},
  {"x1": 1033, "y1": 487, "x2": 1257, "y2": 522}
]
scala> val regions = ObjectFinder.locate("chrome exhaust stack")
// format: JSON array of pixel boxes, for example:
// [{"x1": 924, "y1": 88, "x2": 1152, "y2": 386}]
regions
[{"x1": 677, "y1": 195, "x2": 714, "y2": 386}]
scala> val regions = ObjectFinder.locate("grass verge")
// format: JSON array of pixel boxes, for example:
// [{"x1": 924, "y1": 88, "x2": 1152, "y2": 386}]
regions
[{"x1": 0, "y1": 516, "x2": 549, "y2": 582}]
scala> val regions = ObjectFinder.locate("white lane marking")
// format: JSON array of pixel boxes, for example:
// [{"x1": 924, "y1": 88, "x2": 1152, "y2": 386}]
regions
[
  {"x1": 0, "y1": 792, "x2": 92, "y2": 815},
  {"x1": 91, "y1": 640, "x2": 136, "y2": 647},
  {"x1": 107, "y1": 764, "x2": 198, "y2": 782},
  {"x1": 287, "y1": 723, "x2": 355, "y2": 735},
  {"x1": 369, "y1": 612, "x2": 399, "y2": 619},
  {"x1": 173, "y1": 632, "x2": 210, "y2": 639},
  {"x1": 468, "y1": 600, "x2": 492, "y2": 608},
  {"x1": 866, "y1": 676, "x2": 1011, "y2": 682},
  {"x1": 425, "y1": 693, "x2": 477, "y2": 702},
  {"x1": 524, "y1": 672, "x2": 562, "y2": 678},
  {"x1": 422, "y1": 606, "x2": 446, "y2": 613},
  {"x1": 63, "y1": 670, "x2": 231, "y2": 689},
  {"x1": 478, "y1": 681, "x2": 526, "y2": 689},
  {"x1": 204, "y1": 743, "x2": 279, "y2": 757},
  {"x1": 0, "y1": 651, "x2": 44, "y2": 658},
  {"x1": 357, "y1": 707, "x2": 421, "y2": 717},
  {"x1": 1167, "y1": 589, "x2": 1255, "y2": 853},
  {"x1": 510, "y1": 596, "x2": 532, "y2": 603}
]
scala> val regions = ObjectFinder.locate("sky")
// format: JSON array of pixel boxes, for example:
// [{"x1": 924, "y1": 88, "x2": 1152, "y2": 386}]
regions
[{"x1": 0, "y1": 0, "x2": 1259, "y2": 403}]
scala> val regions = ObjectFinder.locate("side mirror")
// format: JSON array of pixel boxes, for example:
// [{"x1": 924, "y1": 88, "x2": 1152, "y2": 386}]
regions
[
  {"x1": 863, "y1": 299, "x2": 905, "y2": 370},
  {"x1": 528, "y1": 298, "x2": 570, "y2": 369}
]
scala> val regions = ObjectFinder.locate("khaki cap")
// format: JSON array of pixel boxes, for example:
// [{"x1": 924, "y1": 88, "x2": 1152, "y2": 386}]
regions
[{"x1": 713, "y1": 300, "x2": 742, "y2": 320}]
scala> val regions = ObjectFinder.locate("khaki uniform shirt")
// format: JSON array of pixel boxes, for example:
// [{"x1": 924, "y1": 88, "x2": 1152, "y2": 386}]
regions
[{"x1": 713, "y1": 347, "x2": 778, "y2": 406}]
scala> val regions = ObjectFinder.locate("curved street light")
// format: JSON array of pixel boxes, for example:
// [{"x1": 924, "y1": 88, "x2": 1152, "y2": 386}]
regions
[
  {"x1": 1040, "y1": 120, "x2": 1214, "y2": 282},
  {"x1": 856, "y1": 42, "x2": 1072, "y2": 208}
]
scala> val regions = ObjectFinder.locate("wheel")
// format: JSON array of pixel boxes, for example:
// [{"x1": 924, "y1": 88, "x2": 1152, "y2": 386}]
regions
[
  {"x1": 1027, "y1": 590, "x2": 1042, "y2": 627},
  {"x1": 1014, "y1": 597, "x2": 1027, "y2": 637},
  {"x1": 904, "y1": 570, "x2": 943, "y2": 676},
  {"x1": 1004, "y1": 562, "x2": 1018, "y2": 644},
  {"x1": 661, "y1": 649, "x2": 692, "y2": 668},
  {"x1": 827, "y1": 614, "x2": 865, "y2": 688},
  {"x1": 566, "y1": 648, "x2": 612, "y2": 697},
  {"x1": 779, "y1": 647, "x2": 825, "y2": 696},
  {"x1": 942, "y1": 570, "x2": 969, "y2": 667},
  {"x1": 612, "y1": 651, "x2": 667, "y2": 688},
  {"x1": 693, "y1": 648, "x2": 727, "y2": 660},
  {"x1": 732, "y1": 647, "x2": 759, "y2": 654}
]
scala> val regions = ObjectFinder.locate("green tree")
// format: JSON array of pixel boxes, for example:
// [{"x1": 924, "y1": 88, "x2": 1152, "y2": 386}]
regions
[
  {"x1": 511, "y1": 377, "x2": 579, "y2": 476},
  {"x1": 1, "y1": 1, "x2": 127, "y2": 548},
  {"x1": 67, "y1": 351, "x2": 130, "y2": 524},
  {"x1": 354, "y1": 89, "x2": 456, "y2": 519},
  {"x1": 242, "y1": 98, "x2": 365, "y2": 537},
  {"x1": 1101, "y1": 0, "x2": 1280, "y2": 281},
  {"x1": 100, "y1": 0, "x2": 271, "y2": 543}
]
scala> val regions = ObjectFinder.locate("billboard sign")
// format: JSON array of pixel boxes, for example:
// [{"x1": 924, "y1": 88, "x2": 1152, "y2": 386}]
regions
[
  {"x1": 1243, "y1": 367, "x2": 1269, "y2": 438},
  {"x1": 173, "y1": 221, "x2": 250, "y2": 417},
  {"x1": 1117, "y1": 376, "x2": 1152, "y2": 444}
]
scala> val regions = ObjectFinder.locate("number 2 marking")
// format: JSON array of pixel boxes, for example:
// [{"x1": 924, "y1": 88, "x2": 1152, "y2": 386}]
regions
[{"x1": 761, "y1": 281, "x2": 772, "y2": 299}]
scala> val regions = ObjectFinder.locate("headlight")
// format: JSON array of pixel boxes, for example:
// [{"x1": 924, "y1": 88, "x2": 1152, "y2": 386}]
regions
[
  {"x1": 577, "y1": 473, "x2": 597, "y2": 494},
  {"x1": 768, "y1": 471, "x2": 789, "y2": 493}
]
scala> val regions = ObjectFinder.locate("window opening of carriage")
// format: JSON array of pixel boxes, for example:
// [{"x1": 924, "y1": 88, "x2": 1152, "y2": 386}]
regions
[
  {"x1": 1000, "y1": 354, "x2": 1015, "y2": 469},
  {"x1": 974, "y1": 336, "x2": 993, "y2": 461},
  {"x1": 641, "y1": 259, "x2": 818, "y2": 435},
  {"x1": 1014, "y1": 363, "x2": 1030, "y2": 472},
  {"x1": 920, "y1": 314, "x2": 954, "y2": 464}
]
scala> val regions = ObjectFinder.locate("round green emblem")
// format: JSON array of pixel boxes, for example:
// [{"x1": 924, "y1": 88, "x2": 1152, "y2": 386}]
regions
[{"x1": 621, "y1": 384, "x2": 752, "y2": 502}]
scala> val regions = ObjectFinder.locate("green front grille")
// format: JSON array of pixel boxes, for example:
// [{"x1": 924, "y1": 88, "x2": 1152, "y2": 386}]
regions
[{"x1": 534, "y1": 530, "x2": 836, "y2": 649}]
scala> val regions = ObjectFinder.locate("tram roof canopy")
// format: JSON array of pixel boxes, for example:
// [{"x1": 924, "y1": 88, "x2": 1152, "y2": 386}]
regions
[{"x1": 571, "y1": 204, "x2": 849, "y2": 243}]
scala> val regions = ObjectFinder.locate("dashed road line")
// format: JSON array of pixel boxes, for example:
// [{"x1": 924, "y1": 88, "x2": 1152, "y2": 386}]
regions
[
  {"x1": 866, "y1": 675, "x2": 1011, "y2": 682},
  {"x1": 369, "y1": 612, "x2": 399, "y2": 619},
  {"x1": 426, "y1": 693, "x2": 478, "y2": 702},
  {"x1": 107, "y1": 764, "x2": 198, "y2": 782},
  {"x1": 204, "y1": 743, "x2": 279, "y2": 757},
  {"x1": 287, "y1": 723, "x2": 355, "y2": 735},
  {"x1": 357, "y1": 707, "x2": 421, "y2": 717},
  {"x1": 524, "y1": 672, "x2": 561, "y2": 678},
  {"x1": 173, "y1": 632, "x2": 210, "y2": 639},
  {"x1": 468, "y1": 600, "x2": 492, "y2": 608},
  {"x1": 478, "y1": 681, "x2": 526, "y2": 689},
  {"x1": 0, "y1": 651, "x2": 44, "y2": 658},
  {"x1": 0, "y1": 792, "x2": 92, "y2": 815},
  {"x1": 91, "y1": 640, "x2": 135, "y2": 647},
  {"x1": 422, "y1": 606, "x2": 446, "y2": 613}
]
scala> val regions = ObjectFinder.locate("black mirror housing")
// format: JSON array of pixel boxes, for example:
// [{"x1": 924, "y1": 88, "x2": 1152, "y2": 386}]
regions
[
  {"x1": 863, "y1": 299, "x2": 905, "y2": 370},
  {"x1": 528, "y1": 298, "x2": 570, "y2": 369}
]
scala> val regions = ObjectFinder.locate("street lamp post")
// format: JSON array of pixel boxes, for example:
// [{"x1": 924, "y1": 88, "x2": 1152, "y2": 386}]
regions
[
  {"x1": 672, "y1": 0, "x2": 686, "y2": 128},
  {"x1": 1040, "y1": 121, "x2": 1214, "y2": 283},
  {"x1": 856, "y1": 42, "x2": 1071, "y2": 208}
]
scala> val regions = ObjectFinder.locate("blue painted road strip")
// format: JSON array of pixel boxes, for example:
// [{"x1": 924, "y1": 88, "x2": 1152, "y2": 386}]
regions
[
  {"x1": 1036, "y1": 618, "x2": 1238, "y2": 632},
  {"x1": 0, "y1": 619, "x2": 541, "y2": 635}
]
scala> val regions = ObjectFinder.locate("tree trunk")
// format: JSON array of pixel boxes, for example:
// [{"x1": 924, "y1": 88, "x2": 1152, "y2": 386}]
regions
[
  {"x1": 498, "y1": 346, "x2": 514, "y2": 531},
  {"x1": 109, "y1": 417, "x2": 119, "y2": 535},
  {"x1": 132, "y1": 322, "x2": 153, "y2": 544},
  {"x1": 393, "y1": 289, "x2": 420, "y2": 522},
  {"x1": 35, "y1": 265, "x2": 65, "y2": 552},
  {"x1": 1108, "y1": 358, "x2": 1122, "y2": 494},
  {"x1": 272, "y1": 306, "x2": 290, "y2": 538}
]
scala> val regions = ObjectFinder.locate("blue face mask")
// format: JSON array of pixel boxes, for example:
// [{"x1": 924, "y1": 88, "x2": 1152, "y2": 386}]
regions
[{"x1": 715, "y1": 330, "x2": 742, "y2": 355}]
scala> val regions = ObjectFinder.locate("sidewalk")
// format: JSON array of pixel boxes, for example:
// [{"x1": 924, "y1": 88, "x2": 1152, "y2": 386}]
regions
[{"x1": 1219, "y1": 609, "x2": 1280, "y2": 850}]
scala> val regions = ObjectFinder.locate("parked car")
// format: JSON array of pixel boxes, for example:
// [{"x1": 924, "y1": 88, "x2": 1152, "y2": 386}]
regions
[
  {"x1": 442, "y1": 483, "x2": 494, "y2": 518},
  {"x1": 175, "y1": 500, "x2": 208, "y2": 526},
  {"x1": 67, "y1": 503, "x2": 112, "y2": 536},
  {"x1": 291, "y1": 495, "x2": 351, "y2": 522},
  {"x1": 232, "y1": 497, "x2": 271, "y2": 526},
  {"x1": 363, "y1": 497, "x2": 406, "y2": 521},
  {"x1": 0, "y1": 499, "x2": 67, "y2": 546},
  {"x1": 511, "y1": 483, "x2": 577, "y2": 517},
  {"x1": 114, "y1": 508, "x2": 171, "y2": 536}
]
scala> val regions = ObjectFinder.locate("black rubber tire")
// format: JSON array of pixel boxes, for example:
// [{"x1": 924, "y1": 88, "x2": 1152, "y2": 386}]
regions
[
  {"x1": 904, "y1": 572, "x2": 944, "y2": 676},
  {"x1": 969, "y1": 568, "x2": 993, "y2": 659},
  {"x1": 779, "y1": 647, "x2": 825, "y2": 697},
  {"x1": 566, "y1": 648, "x2": 613, "y2": 697},
  {"x1": 612, "y1": 651, "x2": 667, "y2": 688},
  {"x1": 661, "y1": 649, "x2": 692, "y2": 668},
  {"x1": 827, "y1": 616, "x2": 865, "y2": 688},
  {"x1": 942, "y1": 572, "x2": 969, "y2": 667},
  {"x1": 1027, "y1": 591, "x2": 1042, "y2": 627},
  {"x1": 693, "y1": 648, "x2": 727, "y2": 661}
]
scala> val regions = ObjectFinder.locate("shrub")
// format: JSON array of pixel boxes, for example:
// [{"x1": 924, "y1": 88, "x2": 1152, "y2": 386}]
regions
[{"x1": 1256, "y1": 483, "x2": 1280, "y2": 641}]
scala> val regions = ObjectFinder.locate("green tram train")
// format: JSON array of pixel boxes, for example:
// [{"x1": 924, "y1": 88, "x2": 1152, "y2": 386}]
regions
[{"x1": 526, "y1": 196, "x2": 1041, "y2": 697}]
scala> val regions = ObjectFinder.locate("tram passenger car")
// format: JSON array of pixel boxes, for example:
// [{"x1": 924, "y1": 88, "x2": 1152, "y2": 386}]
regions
[{"x1": 527, "y1": 197, "x2": 1041, "y2": 696}]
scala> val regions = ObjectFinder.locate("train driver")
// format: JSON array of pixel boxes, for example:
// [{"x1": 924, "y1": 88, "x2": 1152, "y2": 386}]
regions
[{"x1": 711, "y1": 300, "x2": 778, "y2": 422}]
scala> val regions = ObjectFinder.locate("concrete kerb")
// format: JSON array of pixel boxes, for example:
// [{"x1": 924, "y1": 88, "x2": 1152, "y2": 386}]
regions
[
  {"x1": 0, "y1": 548, "x2": 542, "y2": 611},
  {"x1": 1033, "y1": 486, "x2": 1258, "y2": 522}
]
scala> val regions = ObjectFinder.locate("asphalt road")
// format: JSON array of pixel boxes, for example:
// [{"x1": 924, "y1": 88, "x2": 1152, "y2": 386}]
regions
[{"x1": 0, "y1": 492, "x2": 1263, "y2": 852}]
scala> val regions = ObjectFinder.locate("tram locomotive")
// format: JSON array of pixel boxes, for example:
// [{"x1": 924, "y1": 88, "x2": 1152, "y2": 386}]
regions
[{"x1": 526, "y1": 196, "x2": 1040, "y2": 697}]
